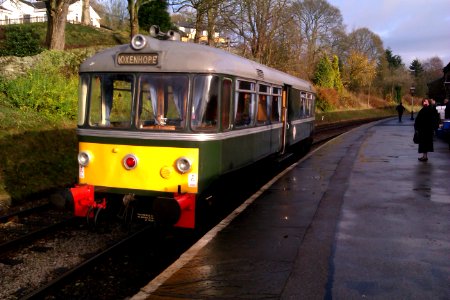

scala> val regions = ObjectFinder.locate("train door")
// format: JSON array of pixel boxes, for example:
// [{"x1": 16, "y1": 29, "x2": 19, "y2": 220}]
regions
[{"x1": 280, "y1": 84, "x2": 290, "y2": 154}]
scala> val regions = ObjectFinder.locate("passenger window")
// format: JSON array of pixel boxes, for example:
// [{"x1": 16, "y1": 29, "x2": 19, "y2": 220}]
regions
[
  {"x1": 288, "y1": 89, "x2": 301, "y2": 120},
  {"x1": 191, "y1": 75, "x2": 219, "y2": 131},
  {"x1": 234, "y1": 80, "x2": 256, "y2": 127},
  {"x1": 271, "y1": 87, "x2": 281, "y2": 123},
  {"x1": 300, "y1": 92, "x2": 307, "y2": 117},
  {"x1": 221, "y1": 78, "x2": 232, "y2": 131},
  {"x1": 257, "y1": 84, "x2": 270, "y2": 125},
  {"x1": 306, "y1": 93, "x2": 314, "y2": 117}
]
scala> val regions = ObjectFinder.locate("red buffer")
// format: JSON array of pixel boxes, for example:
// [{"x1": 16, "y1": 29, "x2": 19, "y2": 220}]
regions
[
  {"x1": 68, "y1": 184, "x2": 106, "y2": 218},
  {"x1": 174, "y1": 193, "x2": 196, "y2": 228}
]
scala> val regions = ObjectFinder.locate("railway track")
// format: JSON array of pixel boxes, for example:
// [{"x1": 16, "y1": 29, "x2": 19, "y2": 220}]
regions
[
  {"x1": 314, "y1": 117, "x2": 385, "y2": 145},
  {"x1": 0, "y1": 117, "x2": 388, "y2": 299},
  {"x1": 21, "y1": 224, "x2": 154, "y2": 299},
  {"x1": 0, "y1": 215, "x2": 151, "y2": 299},
  {"x1": 0, "y1": 203, "x2": 74, "y2": 252}
]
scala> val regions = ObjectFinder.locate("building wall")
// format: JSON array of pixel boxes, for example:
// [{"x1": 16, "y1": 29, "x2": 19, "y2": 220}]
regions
[
  {"x1": 0, "y1": 0, "x2": 100, "y2": 27},
  {"x1": 67, "y1": 1, "x2": 100, "y2": 28}
]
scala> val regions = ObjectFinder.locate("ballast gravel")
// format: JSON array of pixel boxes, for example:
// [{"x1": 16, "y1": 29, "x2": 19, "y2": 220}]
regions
[{"x1": 0, "y1": 225, "x2": 129, "y2": 299}]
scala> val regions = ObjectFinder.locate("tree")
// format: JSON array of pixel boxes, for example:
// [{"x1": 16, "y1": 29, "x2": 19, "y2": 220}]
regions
[
  {"x1": 346, "y1": 28, "x2": 384, "y2": 63},
  {"x1": 381, "y1": 48, "x2": 408, "y2": 100},
  {"x1": 344, "y1": 51, "x2": 376, "y2": 92},
  {"x1": 44, "y1": 0, "x2": 72, "y2": 50},
  {"x1": 409, "y1": 59, "x2": 424, "y2": 78},
  {"x1": 169, "y1": 0, "x2": 220, "y2": 44},
  {"x1": 422, "y1": 56, "x2": 443, "y2": 81},
  {"x1": 205, "y1": 1, "x2": 218, "y2": 46},
  {"x1": 409, "y1": 58, "x2": 426, "y2": 96},
  {"x1": 410, "y1": 57, "x2": 445, "y2": 98},
  {"x1": 267, "y1": 15, "x2": 303, "y2": 75},
  {"x1": 139, "y1": 0, "x2": 172, "y2": 32},
  {"x1": 385, "y1": 48, "x2": 403, "y2": 69},
  {"x1": 170, "y1": 12, "x2": 194, "y2": 25},
  {"x1": 291, "y1": 0, "x2": 344, "y2": 79},
  {"x1": 95, "y1": 0, "x2": 129, "y2": 30},
  {"x1": 128, "y1": 0, "x2": 154, "y2": 38},
  {"x1": 313, "y1": 55, "x2": 334, "y2": 88},
  {"x1": 82, "y1": 0, "x2": 91, "y2": 26},
  {"x1": 424, "y1": 57, "x2": 445, "y2": 102},
  {"x1": 220, "y1": 0, "x2": 291, "y2": 65},
  {"x1": 332, "y1": 55, "x2": 344, "y2": 92}
]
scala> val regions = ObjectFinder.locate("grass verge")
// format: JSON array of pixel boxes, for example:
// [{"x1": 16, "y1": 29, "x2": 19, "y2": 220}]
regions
[
  {"x1": 0, "y1": 103, "x2": 77, "y2": 204},
  {"x1": 316, "y1": 107, "x2": 396, "y2": 126}
]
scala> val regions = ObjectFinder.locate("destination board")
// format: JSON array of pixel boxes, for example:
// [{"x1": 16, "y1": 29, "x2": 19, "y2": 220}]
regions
[{"x1": 117, "y1": 53, "x2": 158, "y2": 65}]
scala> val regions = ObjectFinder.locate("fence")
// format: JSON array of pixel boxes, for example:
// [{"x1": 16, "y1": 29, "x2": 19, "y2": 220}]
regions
[
  {"x1": 0, "y1": 16, "x2": 48, "y2": 26},
  {"x1": 0, "y1": 16, "x2": 98, "y2": 27}
]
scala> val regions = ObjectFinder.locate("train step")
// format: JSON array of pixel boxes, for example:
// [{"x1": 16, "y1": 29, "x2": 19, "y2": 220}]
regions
[{"x1": 276, "y1": 152, "x2": 293, "y2": 162}]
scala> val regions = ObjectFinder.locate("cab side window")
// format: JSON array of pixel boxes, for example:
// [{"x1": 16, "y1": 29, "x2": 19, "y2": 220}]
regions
[{"x1": 89, "y1": 74, "x2": 134, "y2": 128}]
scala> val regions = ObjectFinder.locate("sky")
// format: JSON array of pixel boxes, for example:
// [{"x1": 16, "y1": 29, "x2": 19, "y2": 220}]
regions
[{"x1": 327, "y1": 0, "x2": 450, "y2": 68}]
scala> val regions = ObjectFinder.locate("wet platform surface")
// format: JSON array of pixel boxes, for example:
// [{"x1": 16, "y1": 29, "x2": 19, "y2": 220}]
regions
[{"x1": 132, "y1": 118, "x2": 450, "y2": 299}]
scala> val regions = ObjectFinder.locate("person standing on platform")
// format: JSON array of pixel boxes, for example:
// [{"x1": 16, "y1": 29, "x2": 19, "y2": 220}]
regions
[
  {"x1": 414, "y1": 98, "x2": 439, "y2": 161},
  {"x1": 444, "y1": 99, "x2": 450, "y2": 149},
  {"x1": 444, "y1": 98, "x2": 450, "y2": 119},
  {"x1": 430, "y1": 98, "x2": 441, "y2": 135},
  {"x1": 396, "y1": 102, "x2": 405, "y2": 122}
]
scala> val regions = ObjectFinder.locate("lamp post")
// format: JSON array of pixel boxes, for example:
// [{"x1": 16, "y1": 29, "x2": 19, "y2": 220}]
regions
[{"x1": 410, "y1": 86, "x2": 415, "y2": 120}]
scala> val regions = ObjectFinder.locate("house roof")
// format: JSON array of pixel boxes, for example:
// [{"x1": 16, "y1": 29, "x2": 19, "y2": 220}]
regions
[
  {"x1": 0, "y1": 4, "x2": 12, "y2": 12},
  {"x1": 17, "y1": 0, "x2": 87, "y2": 10},
  {"x1": 19, "y1": 0, "x2": 45, "y2": 9}
]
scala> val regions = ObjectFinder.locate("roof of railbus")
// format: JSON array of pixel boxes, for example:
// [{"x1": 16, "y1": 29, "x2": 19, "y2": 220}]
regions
[{"x1": 80, "y1": 36, "x2": 315, "y2": 93}]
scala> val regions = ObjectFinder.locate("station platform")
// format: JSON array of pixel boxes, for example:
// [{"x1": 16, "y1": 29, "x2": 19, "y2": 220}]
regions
[{"x1": 132, "y1": 118, "x2": 450, "y2": 299}]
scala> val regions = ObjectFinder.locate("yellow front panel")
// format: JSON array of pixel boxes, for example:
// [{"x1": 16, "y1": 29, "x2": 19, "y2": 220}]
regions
[{"x1": 78, "y1": 142, "x2": 199, "y2": 193}]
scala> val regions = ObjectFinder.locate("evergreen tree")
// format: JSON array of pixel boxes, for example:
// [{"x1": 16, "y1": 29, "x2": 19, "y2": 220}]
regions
[
  {"x1": 332, "y1": 55, "x2": 344, "y2": 92},
  {"x1": 385, "y1": 48, "x2": 403, "y2": 69},
  {"x1": 314, "y1": 55, "x2": 334, "y2": 88},
  {"x1": 409, "y1": 59, "x2": 424, "y2": 78},
  {"x1": 138, "y1": 0, "x2": 172, "y2": 33}
]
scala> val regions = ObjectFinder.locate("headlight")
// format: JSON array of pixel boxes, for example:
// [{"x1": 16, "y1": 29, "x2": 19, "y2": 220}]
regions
[
  {"x1": 123, "y1": 154, "x2": 138, "y2": 170},
  {"x1": 175, "y1": 157, "x2": 192, "y2": 174},
  {"x1": 131, "y1": 34, "x2": 147, "y2": 50},
  {"x1": 78, "y1": 151, "x2": 91, "y2": 167}
]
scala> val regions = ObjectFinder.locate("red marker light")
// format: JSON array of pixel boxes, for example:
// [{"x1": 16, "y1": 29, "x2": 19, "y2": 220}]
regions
[{"x1": 123, "y1": 154, "x2": 138, "y2": 170}]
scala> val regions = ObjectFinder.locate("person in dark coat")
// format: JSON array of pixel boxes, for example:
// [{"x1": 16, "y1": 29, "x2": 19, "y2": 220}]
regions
[
  {"x1": 414, "y1": 98, "x2": 439, "y2": 161},
  {"x1": 444, "y1": 99, "x2": 450, "y2": 149},
  {"x1": 395, "y1": 102, "x2": 405, "y2": 122},
  {"x1": 444, "y1": 98, "x2": 450, "y2": 119}
]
